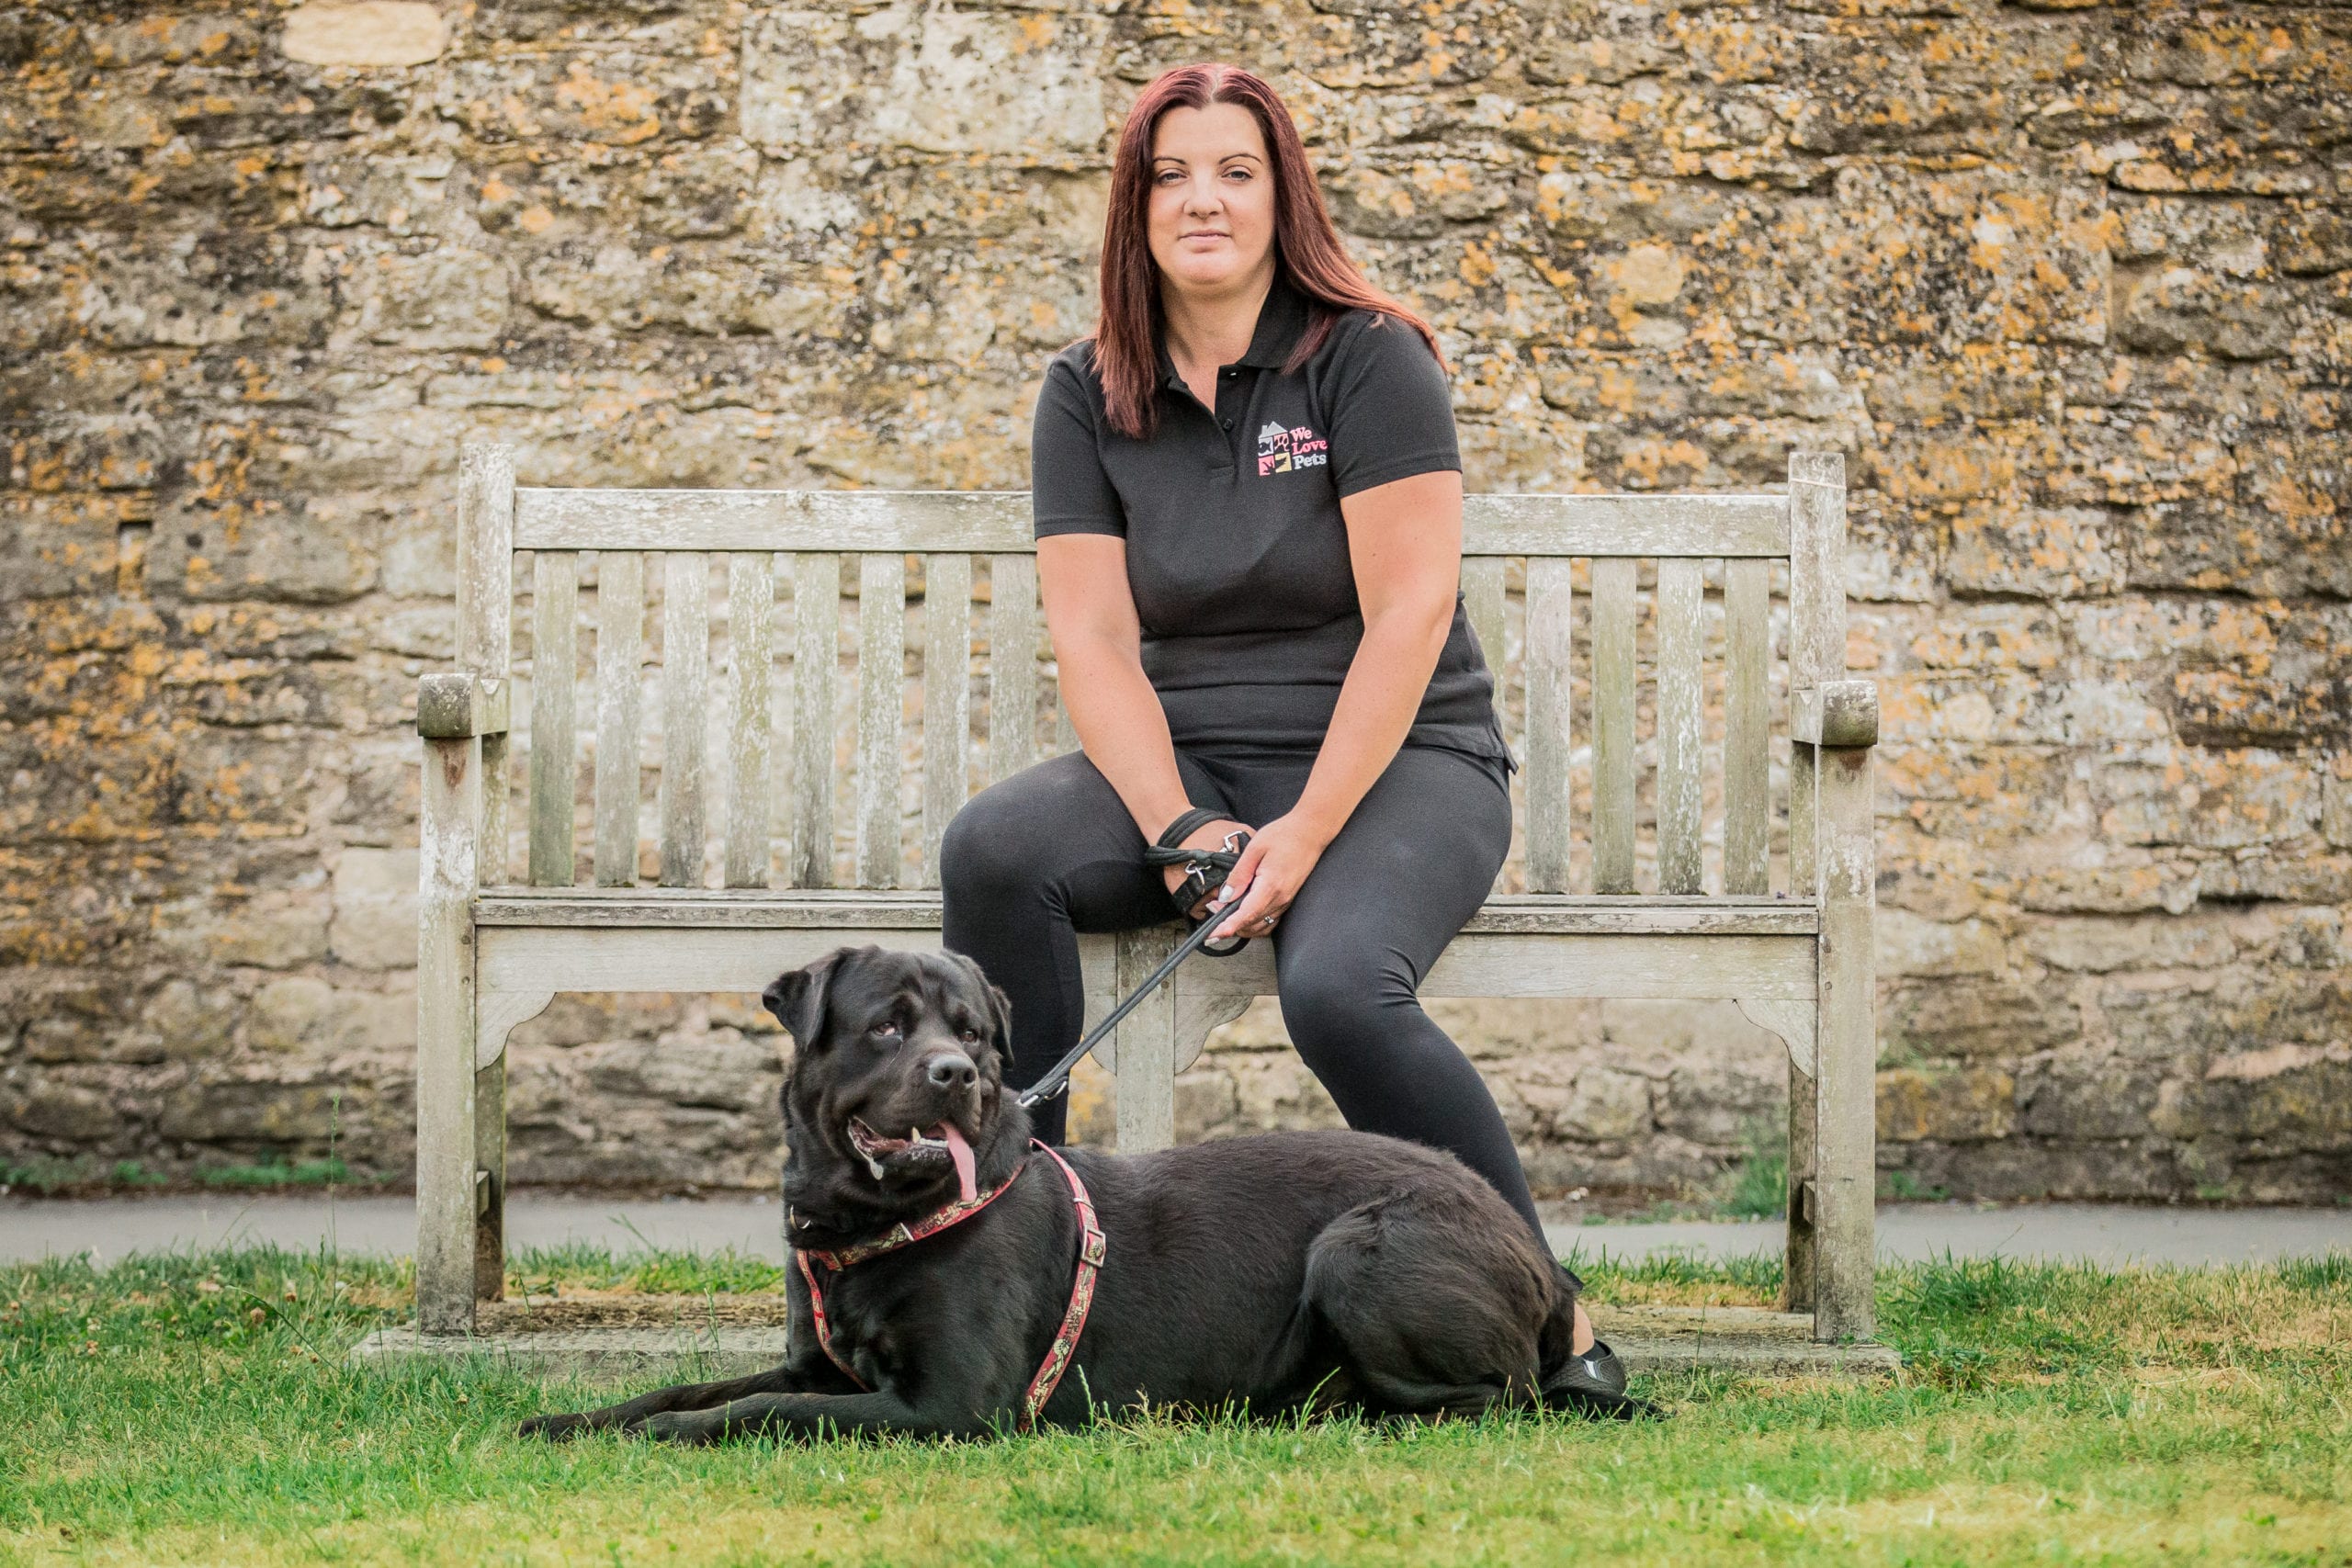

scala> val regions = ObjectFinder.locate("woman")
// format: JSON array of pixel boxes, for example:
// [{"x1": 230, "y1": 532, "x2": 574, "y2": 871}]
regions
[{"x1": 940, "y1": 63, "x2": 1614, "y2": 1381}]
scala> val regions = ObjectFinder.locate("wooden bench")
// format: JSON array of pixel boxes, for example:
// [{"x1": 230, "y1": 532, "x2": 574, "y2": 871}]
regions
[{"x1": 413, "y1": 445, "x2": 1882, "y2": 1349}]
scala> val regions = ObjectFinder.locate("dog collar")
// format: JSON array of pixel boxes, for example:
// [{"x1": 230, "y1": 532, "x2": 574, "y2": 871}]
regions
[
  {"x1": 791, "y1": 1154, "x2": 1027, "y2": 1271},
  {"x1": 793, "y1": 1139, "x2": 1106, "y2": 1433}
]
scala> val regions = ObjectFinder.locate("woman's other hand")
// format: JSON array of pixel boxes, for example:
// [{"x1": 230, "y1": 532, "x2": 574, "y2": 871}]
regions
[
  {"x1": 1162, "y1": 818, "x2": 1252, "y2": 920},
  {"x1": 1205, "y1": 811, "x2": 1331, "y2": 940}
]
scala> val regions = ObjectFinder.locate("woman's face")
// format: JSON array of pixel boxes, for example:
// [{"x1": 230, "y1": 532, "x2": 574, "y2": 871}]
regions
[{"x1": 1147, "y1": 100, "x2": 1277, "y2": 298}]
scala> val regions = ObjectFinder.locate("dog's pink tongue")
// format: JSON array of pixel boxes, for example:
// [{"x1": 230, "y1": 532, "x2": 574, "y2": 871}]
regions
[{"x1": 941, "y1": 1122, "x2": 977, "y2": 1203}]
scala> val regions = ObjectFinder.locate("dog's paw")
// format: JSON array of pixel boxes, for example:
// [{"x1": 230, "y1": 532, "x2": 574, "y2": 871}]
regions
[
  {"x1": 632, "y1": 1411, "x2": 712, "y2": 1446},
  {"x1": 517, "y1": 1411, "x2": 592, "y2": 1441}
]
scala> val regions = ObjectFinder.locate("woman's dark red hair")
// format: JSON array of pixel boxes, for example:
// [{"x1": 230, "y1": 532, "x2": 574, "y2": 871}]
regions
[{"x1": 1093, "y1": 63, "x2": 1448, "y2": 441}]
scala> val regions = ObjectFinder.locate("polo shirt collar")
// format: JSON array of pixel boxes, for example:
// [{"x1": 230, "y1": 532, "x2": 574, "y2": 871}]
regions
[{"x1": 1155, "y1": 269, "x2": 1314, "y2": 389}]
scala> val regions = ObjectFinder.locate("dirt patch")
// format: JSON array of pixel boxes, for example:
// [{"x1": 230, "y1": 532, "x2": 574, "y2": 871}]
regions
[{"x1": 478, "y1": 1292, "x2": 791, "y2": 1333}]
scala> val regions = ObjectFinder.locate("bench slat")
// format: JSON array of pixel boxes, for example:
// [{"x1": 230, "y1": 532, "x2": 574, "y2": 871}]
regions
[
  {"x1": 856, "y1": 552, "x2": 905, "y2": 888},
  {"x1": 922, "y1": 554, "x2": 973, "y2": 887},
  {"x1": 1523, "y1": 557, "x2": 1572, "y2": 893},
  {"x1": 658, "y1": 553, "x2": 709, "y2": 887},
  {"x1": 1657, "y1": 556, "x2": 1704, "y2": 895},
  {"x1": 593, "y1": 552, "x2": 644, "y2": 887},
  {"x1": 790, "y1": 554, "x2": 839, "y2": 889},
  {"x1": 527, "y1": 551, "x2": 578, "y2": 886},
  {"x1": 1591, "y1": 557, "x2": 1637, "y2": 894},
  {"x1": 1462, "y1": 556, "x2": 1506, "y2": 750},
  {"x1": 1724, "y1": 557, "x2": 1770, "y2": 896},
  {"x1": 459, "y1": 446, "x2": 515, "y2": 888},
  {"x1": 477, "y1": 924, "x2": 1814, "y2": 1001},
  {"x1": 1791, "y1": 457, "x2": 1841, "y2": 691},
  {"x1": 514, "y1": 489, "x2": 1790, "y2": 558},
  {"x1": 475, "y1": 886, "x2": 1820, "y2": 936},
  {"x1": 725, "y1": 555, "x2": 775, "y2": 888},
  {"x1": 987, "y1": 554, "x2": 1038, "y2": 784}
]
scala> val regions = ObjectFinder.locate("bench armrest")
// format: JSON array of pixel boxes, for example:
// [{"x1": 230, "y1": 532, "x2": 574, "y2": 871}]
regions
[
  {"x1": 417, "y1": 673, "x2": 511, "y2": 739},
  {"x1": 1793, "y1": 678, "x2": 1877, "y2": 749}
]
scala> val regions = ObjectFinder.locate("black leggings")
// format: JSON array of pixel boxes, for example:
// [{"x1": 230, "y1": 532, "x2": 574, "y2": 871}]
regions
[{"x1": 938, "y1": 740, "x2": 1551, "y2": 1248}]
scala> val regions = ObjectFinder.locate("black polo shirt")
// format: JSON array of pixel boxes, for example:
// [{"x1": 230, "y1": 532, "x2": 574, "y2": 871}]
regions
[{"x1": 1029, "y1": 269, "x2": 1516, "y2": 776}]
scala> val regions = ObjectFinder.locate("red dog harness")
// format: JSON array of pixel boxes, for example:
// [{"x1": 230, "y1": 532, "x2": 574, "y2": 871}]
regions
[{"x1": 792, "y1": 1140, "x2": 1106, "y2": 1433}]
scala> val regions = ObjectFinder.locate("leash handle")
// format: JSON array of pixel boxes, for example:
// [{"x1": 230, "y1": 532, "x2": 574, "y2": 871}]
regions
[{"x1": 1016, "y1": 827, "x2": 1252, "y2": 1110}]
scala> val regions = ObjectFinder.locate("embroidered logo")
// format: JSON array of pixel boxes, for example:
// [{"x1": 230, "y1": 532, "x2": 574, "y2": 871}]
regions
[{"x1": 1257, "y1": 420, "x2": 1329, "y2": 477}]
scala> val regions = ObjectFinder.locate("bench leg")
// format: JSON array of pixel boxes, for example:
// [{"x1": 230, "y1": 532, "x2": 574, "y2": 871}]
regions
[
  {"x1": 1782, "y1": 739, "x2": 1820, "y2": 1314},
  {"x1": 473, "y1": 1055, "x2": 505, "y2": 1302},
  {"x1": 1113, "y1": 928, "x2": 1178, "y2": 1153},
  {"x1": 417, "y1": 734, "x2": 481, "y2": 1336},
  {"x1": 1814, "y1": 740, "x2": 1878, "y2": 1343}
]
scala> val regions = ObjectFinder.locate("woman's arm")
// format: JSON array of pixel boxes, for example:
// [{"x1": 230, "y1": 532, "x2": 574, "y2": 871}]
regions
[{"x1": 1036, "y1": 532, "x2": 1201, "y2": 846}]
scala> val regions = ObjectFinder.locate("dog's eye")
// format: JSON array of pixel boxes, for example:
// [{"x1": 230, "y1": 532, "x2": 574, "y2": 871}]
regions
[
  {"x1": 958, "y1": 1027, "x2": 981, "y2": 1043},
  {"x1": 871, "y1": 1019, "x2": 900, "y2": 1039}
]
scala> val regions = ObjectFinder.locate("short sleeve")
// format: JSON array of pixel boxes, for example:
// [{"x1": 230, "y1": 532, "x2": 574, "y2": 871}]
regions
[
  {"x1": 1030, "y1": 352, "x2": 1127, "y2": 540},
  {"x1": 1326, "y1": 316, "x2": 1462, "y2": 499}
]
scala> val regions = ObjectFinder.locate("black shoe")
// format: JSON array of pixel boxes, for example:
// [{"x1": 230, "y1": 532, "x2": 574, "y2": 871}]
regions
[
  {"x1": 1543, "y1": 1337, "x2": 1664, "y2": 1420},
  {"x1": 1560, "y1": 1337, "x2": 1628, "y2": 1399}
]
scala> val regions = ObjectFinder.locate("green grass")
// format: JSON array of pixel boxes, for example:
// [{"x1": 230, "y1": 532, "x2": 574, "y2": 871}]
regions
[
  {"x1": 2, "y1": 1244, "x2": 2347, "y2": 1564},
  {"x1": 0, "y1": 1157, "x2": 168, "y2": 1196},
  {"x1": 0, "y1": 1156, "x2": 390, "y2": 1196}
]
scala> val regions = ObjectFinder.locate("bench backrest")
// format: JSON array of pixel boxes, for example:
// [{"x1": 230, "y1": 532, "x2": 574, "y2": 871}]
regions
[{"x1": 452, "y1": 446, "x2": 1848, "y2": 898}]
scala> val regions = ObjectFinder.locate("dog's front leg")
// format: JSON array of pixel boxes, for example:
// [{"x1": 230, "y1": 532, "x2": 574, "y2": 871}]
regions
[
  {"x1": 639, "y1": 1389, "x2": 1002, "y2": 1445},
  {"x1": 519, "y1": 1358, "x2": 854, "y2": 1440}
]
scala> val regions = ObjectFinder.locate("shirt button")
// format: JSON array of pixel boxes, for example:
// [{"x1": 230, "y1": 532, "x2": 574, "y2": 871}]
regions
[{"x1": 1221, "y1": 418, "x2": 1234, "y2": 430}]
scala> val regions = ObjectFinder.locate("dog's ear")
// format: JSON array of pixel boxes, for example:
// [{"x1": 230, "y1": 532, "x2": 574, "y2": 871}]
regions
[
  {"x1": 982, "y1": 981, "x2": 1014, "y2": 1062},
  {"x1": 941, "y1": 952, "x2": 1014, "y2": 1062},
  {"x1": 763, "y1": 948, "x2": 848, "y2": 1050}
]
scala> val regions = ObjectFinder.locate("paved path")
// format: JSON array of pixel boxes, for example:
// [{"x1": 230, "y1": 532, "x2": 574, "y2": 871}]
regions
[{"x1": 4, "y1": 1192, "x2": 2346, "y2": 1269}]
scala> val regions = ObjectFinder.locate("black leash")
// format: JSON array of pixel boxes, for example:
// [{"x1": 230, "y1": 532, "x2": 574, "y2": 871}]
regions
[{"x1": 1015, "y1": 808, "x2": 1253, "y2": 1111}]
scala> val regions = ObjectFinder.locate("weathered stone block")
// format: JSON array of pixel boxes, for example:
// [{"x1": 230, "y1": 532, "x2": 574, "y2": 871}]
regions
[
  {"x1": 1885, "y1": 976, "x2": 2084, "y2": 1057},
  {"x1": 2171, "y1": 670, "x2": 2349, "y2": 747},
  {"x1": 442, "y1": 52, "x2": 727, "y2": 146},
  {"x1": 2102, "y1": 969, "x2": 2352, "y2": 1064},
  {"x1": 156, "y1": 1077, "x2": 352, "y2": 1147},
  {"x1": 2116, "y1": 267, "x2": 2295, "y2": 359},
  {"x1": 1879, "y1": 908, "x2": 2007, "y2": 977},
  {"x1": 2, "y1": 1076, "x2": 115, "y2": 1143},
  {"x1": 154, "y1": 890, "x2": 332, "y2": 971},
  {"x1": 281, "y1": 4, "x2": 449, "y2": 68},
  {"x1": 346, "y1": 249, "x2": 512, "y2": 352},
  {"x1": 329, "y1": 847, "x2": 417, "y2": 970},
  {"x1": 742, "y1": 8, "x2": 1110, "y2": 156},
  {"x1": 2023, "y1": 913, "x2": 2237, "y2": 973},
  {"x1": 2276, "y1": 210, "x2": 2352, "y2": 276},
  {"x1": 1945, "y1": 506, "x2": 2123, "y2": 599},
  {"x1": 2018, "y1": 1055, "x2": 2165, "y2": 1141},
  {"x1": 1879, "y1": 1066, "x2": 2016, "y2": 1143},
  {"x1": 2152, "y1": 1045, "x2": 2352, "y2": 1153},
  {"x1": 139, "y1": 978, "x2": 236, "y2": 1061},
  {"x1": 2097, "y1": 745, "x2": 2319, "y2": 849}
]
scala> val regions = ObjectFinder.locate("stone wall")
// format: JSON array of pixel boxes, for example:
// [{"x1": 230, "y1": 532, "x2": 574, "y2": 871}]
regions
[{"x1": 3, "y1": 0, "x2": 2347, "y2": 1201}]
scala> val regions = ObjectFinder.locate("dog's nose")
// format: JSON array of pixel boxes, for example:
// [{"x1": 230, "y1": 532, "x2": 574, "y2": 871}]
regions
[{"x1": 924, "y1": 1052, "x2": 978, "y2": 1090}]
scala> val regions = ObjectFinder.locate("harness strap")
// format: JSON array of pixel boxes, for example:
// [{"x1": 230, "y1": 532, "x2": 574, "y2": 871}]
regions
[
  {"x1": 1019, "y1": 1143, "x2": 1106, "y2": 1431},
  {"x1": 793, "y1": 1139, "x2": 1107, "y2": 1432}
]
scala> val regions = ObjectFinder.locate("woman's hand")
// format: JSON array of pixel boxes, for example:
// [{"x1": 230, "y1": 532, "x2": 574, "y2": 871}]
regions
[
  {"x1": 1204, "y1": 811, "x2": 1333, "y2": 941},
  {"x1": 1161, "y1": 818, "x2": 1252, "y2": 920}
]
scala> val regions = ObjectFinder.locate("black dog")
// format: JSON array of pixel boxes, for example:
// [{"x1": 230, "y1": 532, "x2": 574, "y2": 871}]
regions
[{"x1": 519, "y1": 944, "x2": 1644, "y2": 1443}]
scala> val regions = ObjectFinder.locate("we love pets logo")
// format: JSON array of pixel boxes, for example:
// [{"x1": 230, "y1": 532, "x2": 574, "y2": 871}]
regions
[{"x1": 1257, "y1": 421, "x2": 1329, "y2": 476}]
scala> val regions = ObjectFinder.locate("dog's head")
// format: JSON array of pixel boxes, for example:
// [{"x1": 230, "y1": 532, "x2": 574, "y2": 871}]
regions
[{"x1": 764, "y1": 944, "x2": 1025, "y2": 1226}]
